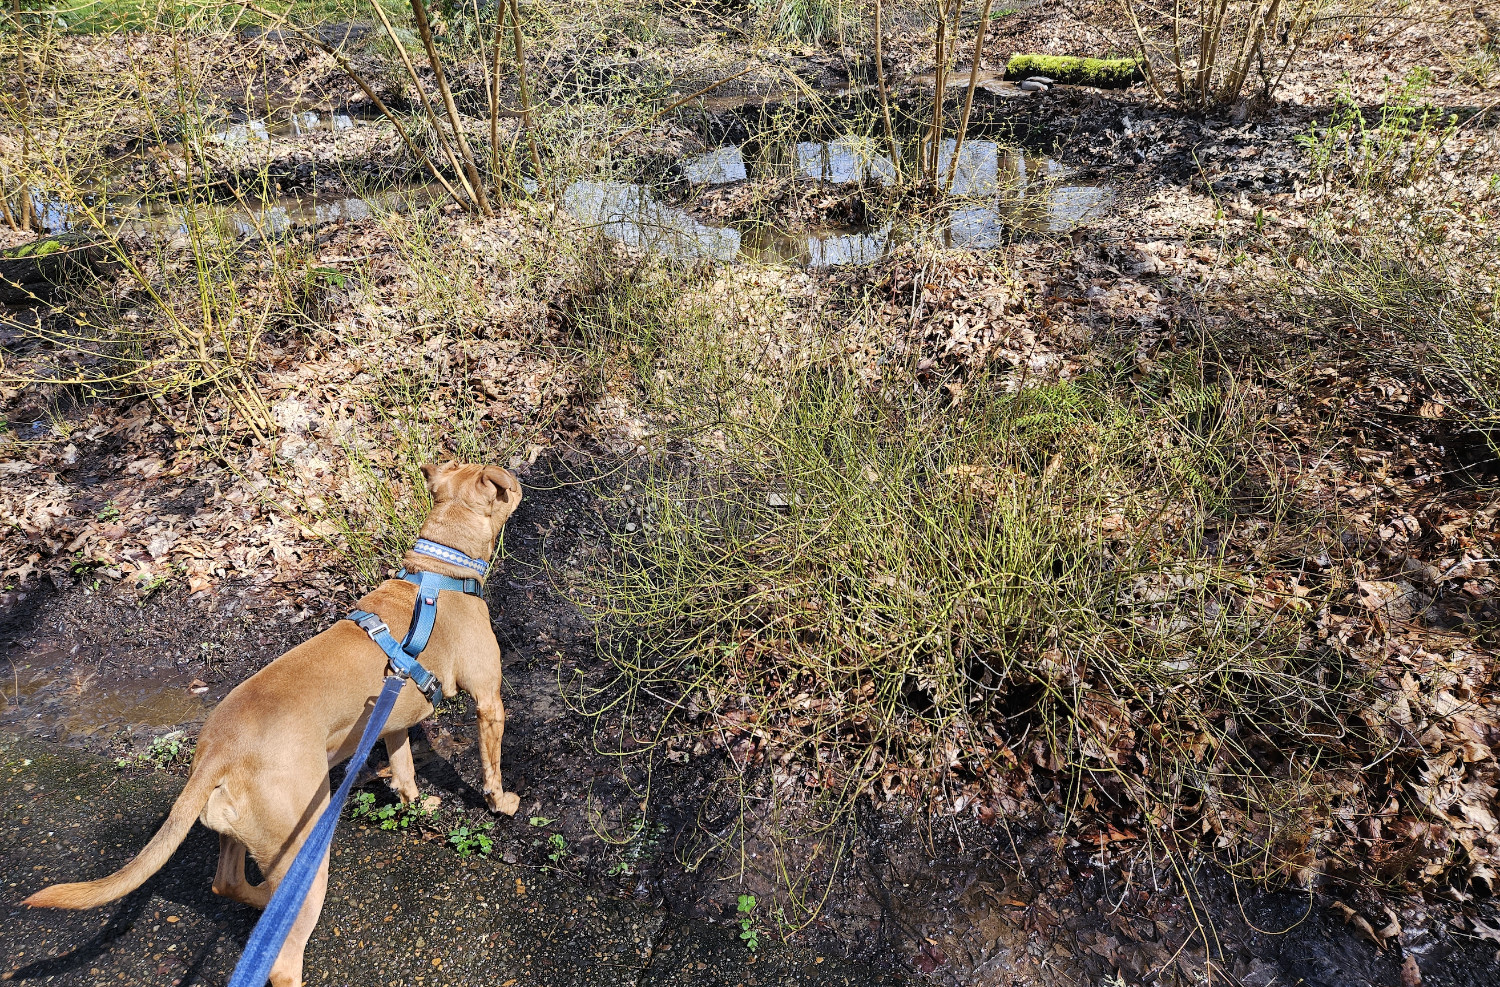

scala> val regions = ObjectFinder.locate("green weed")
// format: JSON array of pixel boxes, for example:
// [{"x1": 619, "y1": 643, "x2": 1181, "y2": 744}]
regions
[
  {"x1": 736, "y1": 894, "x2": 761, "y2": 951},
  {"x1": 546, "y1": 832, "x2": 567, "y2": 866},
  {"x1": 350, "y1": 791, "x2": 436, "y2": 831},
  {"x1": 1297, "y1": 68, "x2": 1457, "y2": 191},
  {"x1": 115, "y1": 730, "x2": 193, "y2": 769},
  {"x1": 1284, "y1": 68, "x2": 1497, "y2": 417},
  {"x1": 448, "y1": 821, "x2": 496, "y2": 857}
]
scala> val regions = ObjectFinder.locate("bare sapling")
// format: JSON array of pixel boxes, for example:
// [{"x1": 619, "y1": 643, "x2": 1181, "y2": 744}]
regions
[
  {"x1": 944, "y1": 0, "x2": 993, "y2": 193},
  {"x1": 235, "y1": 0, "x2": 470, "y2": 210},
  {"x1": 370, "y1": 0, "x2": 485, "y2": 211},
  {"x1": 506, "y1": 0, "x2": 545, "y2": 185},
  {"x1": 874, "y1": 0, "x2": 902, "y2": 184},
  {"x1": 409, "y1": 0, "x2": 494, "y2": 216},
  {"x1": 1119, "y1": 0, "x2": 1315, "y2": 106}
]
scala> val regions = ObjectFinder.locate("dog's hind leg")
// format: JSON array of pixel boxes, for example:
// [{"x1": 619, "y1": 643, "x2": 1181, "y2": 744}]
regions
[
  {"x1": 212, "y1": 832, "x2": 271, "y2": 909},
  {"x1": 267, "y1": 849, "x2": 329, "y2": 987},
  {"x1": 383, "y1": 728, "x2": 420, "y2": 804}
]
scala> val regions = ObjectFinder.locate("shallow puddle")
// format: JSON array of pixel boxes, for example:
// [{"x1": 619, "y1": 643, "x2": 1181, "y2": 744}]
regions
[
  {"x1": 24, "y1": 114, "x2": 1108, "y2": 268},
  {"x1": 582, "y1": 138, "x2": 1110, "y2": 266},
  {"x1": 3, "y1": 663, "x2": 206, "y2": 743},
  {"x1": 209, "y1": 108, "x2": 361, "y2": 146}
]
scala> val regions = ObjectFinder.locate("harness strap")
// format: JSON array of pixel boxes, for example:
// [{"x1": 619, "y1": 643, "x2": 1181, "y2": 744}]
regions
[
  {"x1": 348, "y1": 610, "x2": 444, "y2": 707},
  {"x1": 397, "y1": 568, "x2": 480, "y2": 658}
]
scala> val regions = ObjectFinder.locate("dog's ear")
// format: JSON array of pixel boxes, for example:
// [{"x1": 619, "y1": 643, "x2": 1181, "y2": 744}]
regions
[{"x1": 482, "y1": 466, "x2": 521, "y2": 506}]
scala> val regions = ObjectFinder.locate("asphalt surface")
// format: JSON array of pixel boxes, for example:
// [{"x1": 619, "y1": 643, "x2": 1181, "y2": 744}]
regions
[{"x1": 0, "y1": 733, "x2": 903, "y2": 986}]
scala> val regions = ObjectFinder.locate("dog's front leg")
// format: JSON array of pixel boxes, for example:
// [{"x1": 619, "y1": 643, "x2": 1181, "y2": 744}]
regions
[
  {"x1": 382, "y1": 728, "x2": 421, "y2": 804},
  {"x1": 475, "y1": 692, "x2": 521, "y2": 815},
  {"x1": 458, "y1": 643, "x2": 521, "y2": 815}
]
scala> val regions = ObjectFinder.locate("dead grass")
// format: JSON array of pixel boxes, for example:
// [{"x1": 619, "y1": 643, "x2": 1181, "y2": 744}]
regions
[{"x1": 567, "y1": 273, "x2": 1379, "y2": 886}]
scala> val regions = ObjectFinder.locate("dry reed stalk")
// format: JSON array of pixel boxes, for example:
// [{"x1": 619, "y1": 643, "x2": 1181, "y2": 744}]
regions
[
  {"x1": 409, "y1": 0, "x2": 493, "y2": 216},
  {"x1": 944, "y1": 0, "x2": 992, "y2": 193},
  {"x1": 874, "y1": 0, "x2": 901, "y2": 183}
]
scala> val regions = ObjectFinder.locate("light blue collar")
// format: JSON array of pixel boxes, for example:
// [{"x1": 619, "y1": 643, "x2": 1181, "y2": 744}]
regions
[{"x1": 412, "y1": 538, "x2": 489, "y2": 576}]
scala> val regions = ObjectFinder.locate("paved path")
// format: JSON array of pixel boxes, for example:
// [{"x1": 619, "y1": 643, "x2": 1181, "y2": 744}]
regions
[{"x1": 1, "y1": 734, "x2": 902, "y2": 986}]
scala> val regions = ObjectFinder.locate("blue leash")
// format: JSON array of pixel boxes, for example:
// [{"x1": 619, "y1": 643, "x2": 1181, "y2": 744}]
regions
[
  {"x1": 227, "y1": 546, "x2": 486, "y2": 987},
  {"x1": 228, "y1": 675, "x2": 403, "y2": 986}
]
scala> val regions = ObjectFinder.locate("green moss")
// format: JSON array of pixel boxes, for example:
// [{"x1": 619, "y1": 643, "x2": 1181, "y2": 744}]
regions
[
  {"x1": 5, "y1": 239, "x2": 65, "y2": 259},
  {"x1": 1005, "y1": 54, "x2": 1142, "y2": 89}
]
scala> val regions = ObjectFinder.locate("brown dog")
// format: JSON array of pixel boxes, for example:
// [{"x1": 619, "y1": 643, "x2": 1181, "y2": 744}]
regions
[{"x1": 24, "y1": 462, "x2": 523, "y2": 986}]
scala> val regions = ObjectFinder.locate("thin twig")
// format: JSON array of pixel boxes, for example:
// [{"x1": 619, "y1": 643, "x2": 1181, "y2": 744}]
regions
[
  {"x1": 945, "y1": 0, "x2": 993, "y2": 194},
  {"x1": 874, "y1": 0, "x2": 902, "y2": 184},
  {"x1": 608, "y1": 66, "x2": 756, "y2": 148},
  {"x1": 486, "y1": 0, "x2": 506, "y2": 192}
]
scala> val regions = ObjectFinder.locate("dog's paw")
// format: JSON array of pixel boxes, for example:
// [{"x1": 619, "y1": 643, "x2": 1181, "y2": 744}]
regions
[{"x1": 487, "y1": 790, "x2": 521, "y2": 816}]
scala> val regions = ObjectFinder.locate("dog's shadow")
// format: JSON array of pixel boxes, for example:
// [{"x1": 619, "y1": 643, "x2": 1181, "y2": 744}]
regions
[
  {"x1": 408, "y1": 728, "x2": 490, "y2": 810},
  {"x1": 9, "y1": 823, "x2": 251, "y2": 984}
]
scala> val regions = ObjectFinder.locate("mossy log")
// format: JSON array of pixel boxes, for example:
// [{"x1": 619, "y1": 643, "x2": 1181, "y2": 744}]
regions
[
  {"x1": 0, "y1": 234, "x2": 104, "y2": 305},
  {"x1": 1004, "y1": 54, "x2": 1142, "y2": 89}
]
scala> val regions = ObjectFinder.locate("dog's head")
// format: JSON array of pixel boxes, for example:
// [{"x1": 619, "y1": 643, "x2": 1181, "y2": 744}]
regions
[{"x1": 418, "y1": 462, "x2": 523, "y2": 561}]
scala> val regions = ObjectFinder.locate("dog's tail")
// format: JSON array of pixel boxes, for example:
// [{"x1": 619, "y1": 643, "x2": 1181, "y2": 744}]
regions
[{"x1": 24, "y1": 765, "x2": 217, "y2": 910}]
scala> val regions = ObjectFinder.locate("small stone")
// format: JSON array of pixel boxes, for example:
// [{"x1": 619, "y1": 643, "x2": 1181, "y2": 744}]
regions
[{"x1": 165, "y1": 915, "x2": 179, "y2": 923}]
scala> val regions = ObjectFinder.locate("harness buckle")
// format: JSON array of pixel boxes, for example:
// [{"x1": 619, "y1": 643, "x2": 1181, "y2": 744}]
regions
[{"x1": 350, "y1": 612, "x2": 390, "y2": 639}]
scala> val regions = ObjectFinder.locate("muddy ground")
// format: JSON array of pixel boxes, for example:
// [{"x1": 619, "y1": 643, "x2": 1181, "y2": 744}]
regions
[{"x1": 1, "y1": 732, "x2": 898, "y2": 986}]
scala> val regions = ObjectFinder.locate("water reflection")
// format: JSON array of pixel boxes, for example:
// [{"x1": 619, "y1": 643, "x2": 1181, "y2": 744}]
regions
[
  {"x1": 30, "y1": 186, "x2": 434, "y2": 239},
  {"x1": 681, "y1": 146, "x2": 747, "y2": 185},
  {"x1": 209, "y1": 110, "x2": 361, "y2": 146},
  {"x1": 656, "y1": 139, "x2": 1109, "y2": 264},
  {"x1": 563, "y1": 180, "x2": 742, "y2": 261},
  {"x1": 28, "y1": 137, "x2": 1108, "y2": 269},
  {"x1": 795, "y1": 137, "x2": 897, "y2": 185}
]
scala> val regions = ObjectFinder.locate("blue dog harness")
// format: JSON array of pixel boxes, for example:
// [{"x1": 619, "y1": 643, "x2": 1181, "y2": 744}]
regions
[
  {"x1": 348, "y1": 564, "x2": 482, "y2": 707},
  {"x1": 228, "y1": 540, "x2": 488, "y2": 987}
]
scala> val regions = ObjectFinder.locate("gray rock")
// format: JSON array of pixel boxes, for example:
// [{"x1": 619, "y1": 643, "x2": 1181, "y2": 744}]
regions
[
  {"x1": 1019, "y1": 80, "x2": 1050, "y2": 93},
  {"x1": 1026, "y1": 75, "x2": 1056, "y2": 85}
]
